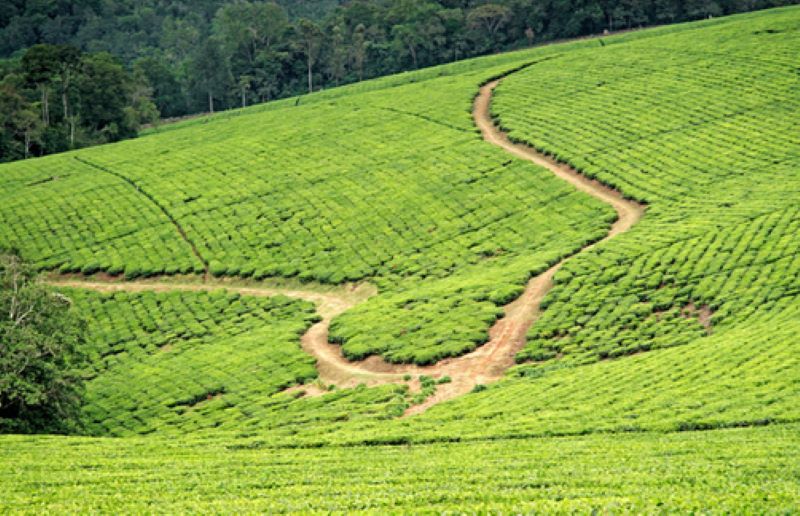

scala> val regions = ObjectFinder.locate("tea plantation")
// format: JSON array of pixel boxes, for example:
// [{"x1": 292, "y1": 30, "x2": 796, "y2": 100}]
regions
[
  {"x1": 3, "y1": 424, "x2": 798, "y2": 513},
  {"x1": 492, "y1": 8, "x2": 800, "y2": 366},
  {"x1": 0, "y1": 55, "x2": 615, "y2": 364},
  {"x1": 1, "y1": 6, "x2": 799, "y2": 512}
]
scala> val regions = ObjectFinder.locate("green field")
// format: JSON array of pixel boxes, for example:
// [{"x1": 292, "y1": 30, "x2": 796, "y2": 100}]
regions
[
  {"x1": 3, "y1": 424, "x2": 799, "y2": 513},
  {"x1": 493, "y1": 10, "x2": 800, "y2": 365},
  {"x1": 1, "y1": 6, "x2": 799, "y2": 512}
]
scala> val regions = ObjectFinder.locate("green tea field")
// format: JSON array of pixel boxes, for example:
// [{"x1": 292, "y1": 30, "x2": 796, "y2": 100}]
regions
[{"x1": 1, "y1": 5, "x2": 799, "y2": 512}]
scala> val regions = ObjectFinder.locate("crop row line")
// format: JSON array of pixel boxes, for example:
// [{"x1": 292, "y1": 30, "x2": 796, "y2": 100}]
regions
[{"x1": 74, "y1": 156, "x2": 209, "y2": 278}]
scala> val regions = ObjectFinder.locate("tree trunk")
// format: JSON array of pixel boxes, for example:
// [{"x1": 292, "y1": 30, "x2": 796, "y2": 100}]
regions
[
  {"x1": 62, "y1": 72, "x2": 70, "y2": 120},
  {"x1": 241, "y1": 87, "x2": 246, "y2": 108},
  {"x1": 24, "y1": 130, "x2": 30, "y2": 159},
  {"x1": 408, "y1": 44, "x2": 418, "y2": 69},
  {"x1": 307, "y1": 55, "x2": 313, "y2": 93},
  {"x1": 208, "y1": 91, "x2": 214, "y2": 113},
  {"x1": 69, "y1": 115, "x2": 75, "y2": 148},
  {"x1": 41, "y1": 87, "x2": 50, "y2": 127}
]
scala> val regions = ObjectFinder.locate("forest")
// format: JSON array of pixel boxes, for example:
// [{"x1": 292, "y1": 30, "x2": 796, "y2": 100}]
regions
[{"x1": 0, "y1": 0, "x2": 794, "y2": 162}]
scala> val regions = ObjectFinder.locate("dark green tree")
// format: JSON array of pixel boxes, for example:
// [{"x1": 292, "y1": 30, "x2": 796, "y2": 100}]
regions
[
  {"x1": 190, "y1": 37, "x2": 231, "y2": 112},
  {"x1": 467, "y1": 4, "x2": 512, "y2": 53},
  {"x1": 21, "y1": 44, "x2": 62, "y2": 127},
  {"x1": 0, "y1": 74, "x2": 42, "y2": 160},
  {"x1": 133, "y1": 56, "x2": 186, "y2": 118},
  {"x1": 214, "y1": 1, "x2": 289, "y2": 106},
  {"x1": 294, "y1": 18, "x2": 323, "y2": 93},
  {"x1": 75, "y1": 52, "x2": 137, "y2": 141},
  {"x1": 327, "y1": 23, "x2": 348, "y2": 86},
  {"x1": 686, "y1": 0, "x2": 723, "y2": 18},
  {"x1": 350, "y1": 23, "x2": 369, "y2": 81},
  {"x1": 0, "y1": 253, "x2": 87, "y2": 434}
]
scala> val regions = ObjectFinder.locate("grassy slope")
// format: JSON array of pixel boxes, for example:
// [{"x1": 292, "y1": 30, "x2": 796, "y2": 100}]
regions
[
  {"x1": 71, "y1": 289, "x2": 327, "y2": 436},
  {"x1": 1, "y1": 7, "x2": 799, "y2": 512},
  {"x1": 0, "y1": 58, "x2": 613, "y2": 365},
  {"x1": 491, "y1": 6, "x2": 800, "y2": 365}
]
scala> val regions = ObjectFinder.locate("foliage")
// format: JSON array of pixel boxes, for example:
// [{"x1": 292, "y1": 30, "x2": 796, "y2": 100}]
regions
[
  {"x1": 2, "y1": 8, "x2": 799, "y2": 368},
  {"x1": 0, "y1": 53, "x2": 612, "y2": 364},
  {"x1": 489, "y1": 7, "x2": 800, "y2": 365},
  {"x1": 0, "y1": 9, "x2": 798, "y2": 510},
  {"x1": 0, "y1": 254, "x2": 86, "y2": 434},
  {"x1": 0, "y1": 45, "x2": 157, "y2": 162},
  {"x1": 1, "y1": 424, "x2": 799, "y2": 512},
  {"x1": 1, "y1": 0, "x2": 795, "y2": 159},
  {"x1": 65, "y1": 288, "x2": 389, "y2": 436}
]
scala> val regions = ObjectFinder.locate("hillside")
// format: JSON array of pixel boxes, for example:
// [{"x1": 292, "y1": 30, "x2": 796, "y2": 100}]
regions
[{"x1": 1, "y1": 6, "x2": 799, "y2": 512}]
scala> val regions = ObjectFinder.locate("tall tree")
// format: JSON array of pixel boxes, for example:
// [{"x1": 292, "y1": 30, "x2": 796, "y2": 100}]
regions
[
  {"x1": 127, "y1": 66, "x2": 160, "y2": 130},
  {"x1": 467, "y1": 4, "x2": 512, "y2": 52},
  {"x1": 253, "y1": 48, "x2": 286, "y2": 101},
  {"x1": 133, "y1": 56, "x2": 186, "y2": 118},
  {"x1": 685, "y1": 0, "x2": 723, "y2": 18},
  {"x1": 295, "y1": 18, "x2": 322, "y2": 93},
  {"x1": 350, "y1": 23, "x2": 368, "y2": 81},
  {"x1": 612, "y1": 0, "x2": 649, "y2": 29},
  {"x1": 75, "y1": 52, "x2": 136, "y2": 140},
  {"x1": 391, "y1": 24, "x2": 421, "y2": 68},
  {"x1": 21, "y1": 44, "x2": 62, "y2": 127},
  {"x1": 53, "y1": 45, "x2": 81, "y2": 147},
  {"x1": 438, "y1": 8, "x2": 468, "y2": 61},
  {"x1": 652, "y1": 0, "x2": 682, "y2": 22},
  {"x1": 190, "y1": 37, "x2": 230, "y2": 113},
  {"x1": 388, "y1": 0, "x2": 445, "y2": 69},
  {"x1": 0, "y1": 74, "x2": 42, "y2": 160},
  {"x1": 327, "y1": 24, "x2": 348, "y2": 86},
  {"x1": 214, "y1": 1, "x2": 288, "y2": 65},
  {"x1": 214, "y1": 1, "x2": 289, "y2": 106}
]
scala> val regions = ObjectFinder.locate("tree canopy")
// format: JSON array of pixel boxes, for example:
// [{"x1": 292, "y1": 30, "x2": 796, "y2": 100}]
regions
[{"x1": 0, "y1": 45, "x2": 157, "y2": 162}]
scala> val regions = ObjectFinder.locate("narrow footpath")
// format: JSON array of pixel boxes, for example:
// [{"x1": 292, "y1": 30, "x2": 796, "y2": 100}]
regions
[{"x1": 50, "y1": 72, "x2": 645, "y2": 416}]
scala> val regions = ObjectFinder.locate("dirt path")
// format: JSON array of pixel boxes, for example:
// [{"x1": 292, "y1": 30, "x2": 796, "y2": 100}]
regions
[{"x1": 50, "y1": 72, "x2": 645, "y2": 416}]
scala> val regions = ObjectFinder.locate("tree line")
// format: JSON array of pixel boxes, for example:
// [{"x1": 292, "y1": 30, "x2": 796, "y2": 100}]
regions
[
  {"x1": 1, "y1": 0, "x2": 793, "y2": 162},
  {"x1": 0, "y1": 45, "x2": 158, "y2": 161}
]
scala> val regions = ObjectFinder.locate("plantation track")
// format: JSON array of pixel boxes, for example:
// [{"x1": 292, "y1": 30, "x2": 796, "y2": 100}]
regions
[{"x1": 48, "y1": 71, "x2": 645, "y2": 415}]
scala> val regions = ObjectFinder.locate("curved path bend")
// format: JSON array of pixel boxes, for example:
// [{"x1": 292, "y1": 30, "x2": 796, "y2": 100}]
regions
[{"x1": 48, "y1": 73, "x2": 645, "y2": 416}]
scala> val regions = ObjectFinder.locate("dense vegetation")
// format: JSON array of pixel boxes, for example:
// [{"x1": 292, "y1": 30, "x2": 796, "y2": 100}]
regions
[
  {"x1": 490, "y1": 8, "x2": 800, "y2": 365},
  {"x1": 0, "y1": 44, "x2": 158, "y2": 161},
  {"x1": 2, "y1": 0, "x2": 795, "y2": 163},
  {"x1": 51, "y1": 277, "x2": 800, "y2": 446},
  {"x1": 0, "y1": 47, "x2": 615, "y2": 365},
  {"x1": 72, "y1": 289, "x2": 327, "y2": 436},
  {"x1": 3, "y1": 424, "x2": 799, "y2": 512},
  {"x1": 1, "y1": 7, "x2": 798, "y2": 368},
  {"x1": 0, "y1": 254, "x2": 86, "y2": 434},
  {"x1": 0, "y1": 7, "x2": 798, "y2": 512}
]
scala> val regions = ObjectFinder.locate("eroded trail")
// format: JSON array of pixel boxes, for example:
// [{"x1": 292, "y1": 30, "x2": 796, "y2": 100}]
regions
[
  {"x1": 48, "y1": 72, "x2": 645, "y2": 417},
  {"x1": 296, "y1": 77, "x2": 643, "y2": 415}
]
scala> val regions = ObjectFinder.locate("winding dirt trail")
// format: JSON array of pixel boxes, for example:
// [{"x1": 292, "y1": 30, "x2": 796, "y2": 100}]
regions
[
  {"x1": 48, "y1": 72, "x2": 645, "y2": 416},
  {"x1": 286, "y1": 76, "x2": 644, "y2": 415}
]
